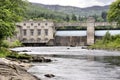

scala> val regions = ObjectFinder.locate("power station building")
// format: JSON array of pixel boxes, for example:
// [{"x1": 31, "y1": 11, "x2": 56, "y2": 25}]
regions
[{"x1": 15, "y1": 20, "x2": 55, "y2": 46}]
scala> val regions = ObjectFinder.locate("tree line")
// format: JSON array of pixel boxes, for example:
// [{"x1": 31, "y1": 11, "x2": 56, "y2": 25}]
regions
[{"x1": 25, "y1": 3, "x2": 108, "y2": 22}]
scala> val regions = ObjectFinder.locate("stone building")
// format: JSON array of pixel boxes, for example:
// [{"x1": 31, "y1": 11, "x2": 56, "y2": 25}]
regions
[{"x1": 15, "y1": 20, "x2": 55, "y2": 46}]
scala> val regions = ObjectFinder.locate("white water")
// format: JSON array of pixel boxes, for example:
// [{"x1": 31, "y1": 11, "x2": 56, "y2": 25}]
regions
[{"x1": 12, "y1": 47, "x2": 120, "y2": 80}]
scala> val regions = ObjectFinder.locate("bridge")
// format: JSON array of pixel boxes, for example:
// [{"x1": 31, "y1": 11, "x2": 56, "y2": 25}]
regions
[
  {"x1": 13, "y1": 17, "x2": 117, "y2": 46},
  {"x1": 55, "y1": 17, "x2": 116, "y2": 45}
]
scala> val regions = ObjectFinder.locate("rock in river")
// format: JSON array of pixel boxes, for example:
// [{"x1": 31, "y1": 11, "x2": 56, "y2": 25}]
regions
[{"x1": 44, "y1": 74, "x2": 55, "y2": 78}]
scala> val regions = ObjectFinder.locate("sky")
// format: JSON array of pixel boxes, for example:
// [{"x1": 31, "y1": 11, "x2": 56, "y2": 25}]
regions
[{"x1": 28, "y1": 0, "x2": 115, "y2": 8}]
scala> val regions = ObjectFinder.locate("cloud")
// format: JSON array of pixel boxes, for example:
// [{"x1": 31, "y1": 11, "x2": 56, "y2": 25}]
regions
[
  {"x1": 96, "y1": 0, "x2": 115, "y2": 4},
  {"x1": 28, "y1": 0, "x2": 114, "y2": 8},
  {"x1": 78, "y1": 0, "x2": 105, "y2": 7}
]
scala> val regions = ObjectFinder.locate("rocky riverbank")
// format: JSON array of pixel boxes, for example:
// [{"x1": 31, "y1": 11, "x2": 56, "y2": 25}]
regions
[{"x1": 0, "y1": 58, "x2": 41, "y2": 80}]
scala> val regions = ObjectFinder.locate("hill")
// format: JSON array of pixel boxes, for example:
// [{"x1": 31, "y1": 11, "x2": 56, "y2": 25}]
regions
[
  {"x1": 26, "y1": 3, "x2": 68, "y2": 21},
  {"x1": 32, "y1": 3, "x2": 109, "y2": 16}
]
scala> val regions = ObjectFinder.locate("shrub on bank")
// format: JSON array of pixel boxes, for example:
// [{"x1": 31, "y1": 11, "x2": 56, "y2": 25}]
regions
[
  {"x1": 6, "y1": 52, "x2": 32, "y2": 60},
  {"x1": 90, "y1": 32, "x2": 120, "y2": 50},
  {"x1": 0, "y1": 47, "x2": 11, "y2": 57},
  {"x1": 1, "y1": 40, "x2": 22, "y2": 48},
  {"x1": 0, "y1": 47, "x2": 32, "y2": 60},
  {"x1": 1, "y1": 40, "x2": 10, "y2": 48},
  {"x1": 11, "y1": 40, "x2": 22, "y2": 48}
]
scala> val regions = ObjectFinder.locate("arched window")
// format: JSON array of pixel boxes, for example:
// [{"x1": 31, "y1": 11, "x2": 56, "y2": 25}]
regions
[
  {"x1": 30, "y1": 38, "x2": 34, "y2": 42},
  {"x1": 37, "y1": 38, "x2": 41, "y2": 42},
  {"x1": 38, "y1": 23, "x2": 40, "y2": 26},
  {"x1": 23, "y1": 23, "x2": 26, "y2": 26},
  {"x1": 22, "y1": 38, "x2": 27, "y2": 42}
]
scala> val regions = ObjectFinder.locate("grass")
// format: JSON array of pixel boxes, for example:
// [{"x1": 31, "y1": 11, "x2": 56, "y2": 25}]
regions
[{"x1": 0, "y1": 47, "x2": 32, "y2": 60}]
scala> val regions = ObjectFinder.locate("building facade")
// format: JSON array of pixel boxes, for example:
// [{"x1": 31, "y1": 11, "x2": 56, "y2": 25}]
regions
[{"x1": 16, "y1": 21, "x2": 55, "y2": 45}]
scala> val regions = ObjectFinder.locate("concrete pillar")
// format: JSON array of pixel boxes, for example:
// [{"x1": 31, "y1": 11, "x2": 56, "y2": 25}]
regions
[{"x1": 87, "y1": 17, "x2": 95, "y2": 45}]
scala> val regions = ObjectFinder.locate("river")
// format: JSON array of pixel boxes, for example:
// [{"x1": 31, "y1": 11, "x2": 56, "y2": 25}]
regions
[{"x1": 12, "y1": 47, "x2": 120, "y2": 80}]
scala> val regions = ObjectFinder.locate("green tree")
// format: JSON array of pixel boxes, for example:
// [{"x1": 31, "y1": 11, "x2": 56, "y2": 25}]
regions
[
  {"x1": 101, "y1": 11, "x2": 107, "y2": 21},
  {"x1": 107, "y1": 0, "x2": 120, "y2": 24},
  {"x1": 0, "y1": 0, "x2": 28, "y2": 45},
  {"x1": 71, "y1": 14, "x2": 77, "y2": 21},
  {"x1": 103, "y1": 31, "x2": 111, "y2": 43},
  {"x1": 65, "y1": 15, "x2": 70, "y2": 22}
]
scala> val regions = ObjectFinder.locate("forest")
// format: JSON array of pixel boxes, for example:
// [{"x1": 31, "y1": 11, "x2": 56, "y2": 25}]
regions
[{"x1": 25, "y1": 3, "x2": 108, "y2": 22}]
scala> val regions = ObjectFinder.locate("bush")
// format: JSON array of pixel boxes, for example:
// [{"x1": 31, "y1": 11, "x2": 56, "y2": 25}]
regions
[
  {"x1": 90, "y1": 32, "x2": 120, "y2": 50},
  {"x1": 11, "y1": 40, "x2": 22, "y2": 48},
  {"x1": 7, "y1": 53, "x2": 32, "y2": 60},
  {"x1": 0, "y1": 47, "x2": 11, "y2": 57},
  {"x1": 0, "y1": 40, "x2": 22, "y2": 48},
  {"x1": 17, "y1": 54, "x2": 32, "y2": 60},
  {"x1": 102, "y1": 31, "x2": 112, "y2": 43},
  {"x1": 1, "y1": 40, "x2": 10, "y2": 48}
]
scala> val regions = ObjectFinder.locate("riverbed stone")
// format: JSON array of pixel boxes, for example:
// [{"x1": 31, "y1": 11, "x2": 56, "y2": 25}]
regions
[
  {"x1": 44, "y1": 74, "x2": 55, "y2": 78},
  {"x1": 31, "y1": 56, "x2": 52, "y2": 62}
]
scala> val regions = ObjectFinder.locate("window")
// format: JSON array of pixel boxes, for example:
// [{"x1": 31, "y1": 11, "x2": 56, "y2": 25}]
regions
[
  {"x1": 30, "y1": 38, "x2": 34, "y2": 42},
  {"x1": 31, "y1": 23, "x2": 33, "y2": 26},
  {"x1": 37, "y1": 29, "x2": 41, "y2": 35},
  {"x1": 45, "y1": 29, "x2": 48, "y2": 36},
  {"x1": 45, "y1": 23, "x2": 48, "y2": 26},
  {"x1": 23, "y1": 23, "x2": 26, "y2": 26},
  {"x1": 38, "y1": 23, "x2": 40, "y2": 26},
  {"x1": 22, "y1": 38, "x2": 27, "y2": 42},
  {"x1": 23, "y1": 29, "x2": 27, "y2": 36},
  {"x1": 37, "y1": 38, "x2": 41, "y2": 42},
  {"x1": 30, "y1": 29, "x2": 34, "y2": 36}
]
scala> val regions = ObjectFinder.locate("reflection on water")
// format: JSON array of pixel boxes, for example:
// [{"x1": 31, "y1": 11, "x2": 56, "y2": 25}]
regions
[
  {"x1": 12, "y1": 47, "x2": 120, "y2": 80},
  {"x1": 95, "y1": 56, "x2": 120, "y2": 66}
]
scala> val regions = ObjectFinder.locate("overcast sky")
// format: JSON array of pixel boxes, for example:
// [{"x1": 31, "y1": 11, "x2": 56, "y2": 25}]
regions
[{"x1": 28, "y1": 0, "x2": 115, "y2": 8}]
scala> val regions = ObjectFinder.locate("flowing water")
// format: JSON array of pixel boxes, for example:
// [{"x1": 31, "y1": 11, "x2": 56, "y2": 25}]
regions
[{"x1": 12, "y1": 47, "x2": 120, "y2": 80}]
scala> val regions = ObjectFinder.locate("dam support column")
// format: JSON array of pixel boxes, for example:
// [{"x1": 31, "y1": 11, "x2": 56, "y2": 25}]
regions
[{"x1": 87, "y1": 17, "x2": 95, "y2": 45}]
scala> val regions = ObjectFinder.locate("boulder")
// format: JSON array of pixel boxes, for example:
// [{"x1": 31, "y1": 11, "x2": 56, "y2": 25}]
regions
[
  {"x1": 22, "y1": 50, "x2": 31, "y2": 52},
  {"x1": 31, "y1": 56, "x2": 52, "y2": 63},
  {"x1": 44, "y1": 74, "x2": 55, "y2": 78},
  {"x1": 32, "y1": 56, "x2": 45, "y2": 62},
  {"x1": 44, "y1": 59, "x2": 52, "y2": 62}
]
